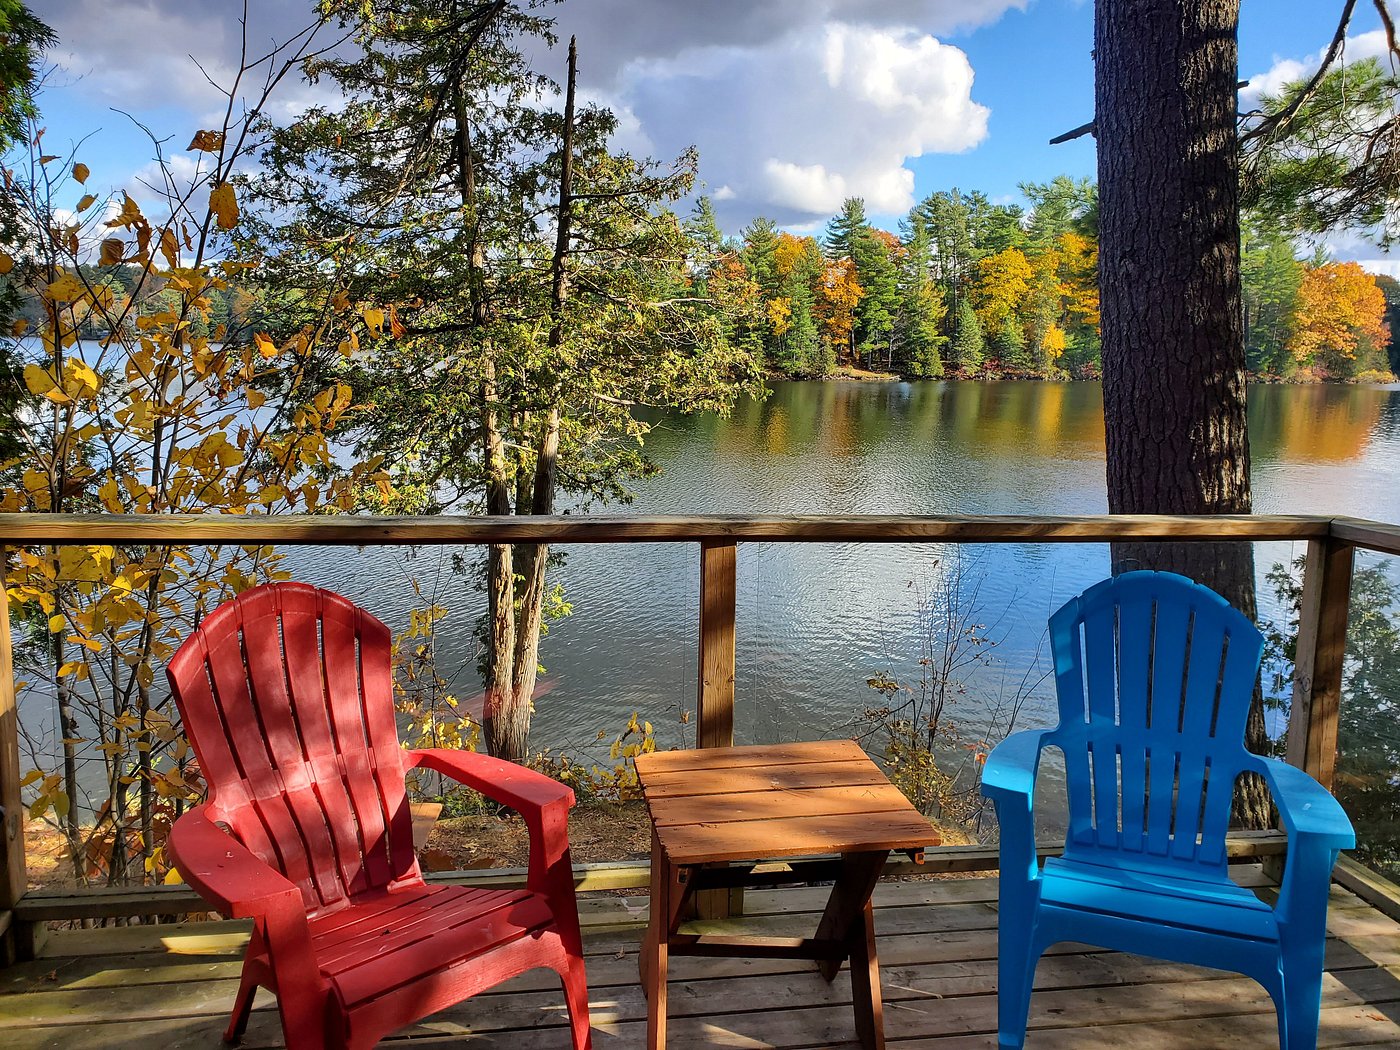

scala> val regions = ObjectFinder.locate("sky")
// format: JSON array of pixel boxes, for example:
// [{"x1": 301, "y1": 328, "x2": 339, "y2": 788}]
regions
[{"x1": 27, "y1": 0, "x2": 1400, "y2": 272}]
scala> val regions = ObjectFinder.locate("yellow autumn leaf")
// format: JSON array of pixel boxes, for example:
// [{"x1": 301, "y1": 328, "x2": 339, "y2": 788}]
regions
[
  {"x1": 362, "y1": 307, "x2": 385, "y2": 338},
  {"x1": 62, "y1": 359, "x2": 101, "y2": 397},
  {"x1": 38, "y1": 154, "x2": 57, "y2": 164},
  {"x1": 253, "y1": 332, "x2": 278, "y2": 358},
  {"x1": 45, "y1": 271, "x2": 86, "y2": 302},
  {"x1": 187, "y1": 129, "x2": 225, "y2": 153},
  {"x1": 99, "y1": 238, "x2": 124, "y2": 266},
  {"x1": 48, "y1": 614, "x2": 65, "y2": 633},
  {"x1": 22, "y1": 364, "x2": 65, "y2": 402},
  {"x1": 0, "y1": 251, "x2": 12, "y2": 274},
  {"x1": 11, "y1": 318, "x2": 27, "y2": 337},
  {"x1": 246, "y1": 389, "x2": 266, "y2": 409},
  {"x1": 72, "y1": 162, "x2": 90, "y2": 184},
  {"x1": 58, "y1": 546, "x2": 106, "y2": 583},
  {"x1": 159, "y1": 229, "x2": 179, "y2": 267},
  {"x1": 163, "y1": 867, "x2": 184, "y2": 886},
  {"x1": 209, "y1": 182, "x2": 239, "y2": 230},
  {"x1": 76, "y1": 193, "x2": 97, "y2": 212},
  {"x1": 106, "y1": 192, "x2": 143, "y2": 229}
]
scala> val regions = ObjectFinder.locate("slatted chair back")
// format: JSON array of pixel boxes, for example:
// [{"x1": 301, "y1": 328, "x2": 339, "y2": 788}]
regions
[
  {"x1": 167, "y1": 581, "x2": 420, "y2": 914},
  {"x1": 1046, "y1": 570, "x2": 1265, "y2": 877}
]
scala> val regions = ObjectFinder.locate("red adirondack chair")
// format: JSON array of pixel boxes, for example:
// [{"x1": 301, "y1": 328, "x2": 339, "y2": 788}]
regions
[{"x1": 166, "y1": 582, "x2": 592, "y2": 1050}]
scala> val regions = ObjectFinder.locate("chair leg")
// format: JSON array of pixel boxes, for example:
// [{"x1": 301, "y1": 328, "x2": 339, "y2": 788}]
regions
[
  {"x1": 996, "y1": 922, "x2": 1041, "y2": 1050},
  {"x1": 223, "y1": 969, "x2": 258, "y2": 1044},
  {"x1": 561, "y1": 955, "x2": 593, "y2": 1050},
  {"x1": 1277, "y1": 950, "x2": 1325, "y2": 1050}
]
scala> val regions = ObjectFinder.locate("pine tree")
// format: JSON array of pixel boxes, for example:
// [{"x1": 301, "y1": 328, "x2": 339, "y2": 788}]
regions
[
  {"x1": 824, "y1": 197, "x2": 868, "y2": 260},
  {"x1": 851, "y1": 230, "x2": 900, "y2": 369},
  {"x1": 894, "y1": 213, "x2": 946, "y2": 377},
  {"x1": 950, "y1": 298, "x2": 984, "y2": 373},
  {"x1": 1241, "y1": 216, "x2": 1304, "y2": 376},
  {"x1": 991, "y1": 316, "x2": 1029, "y2": 371},
  {"x1": 251, "y1": 5, "x2": 759, "y2": 762}
]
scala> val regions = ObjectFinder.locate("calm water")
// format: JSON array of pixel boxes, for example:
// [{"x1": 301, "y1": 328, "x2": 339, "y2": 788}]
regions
[{"x1": 284, "y1": 380, "x2": 1400, "y2": 765}]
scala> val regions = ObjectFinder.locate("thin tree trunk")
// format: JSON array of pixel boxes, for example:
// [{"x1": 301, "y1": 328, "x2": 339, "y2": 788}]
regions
[
  {"x1": 512, "y1": 38, "x2": 577, "y2": 725},
  {"x1": 1096, "y1": 0, "x2": 1270, "y2": 826},
  {"x1": 448, "y1": 47, "x2": 523, "y2": 761}
]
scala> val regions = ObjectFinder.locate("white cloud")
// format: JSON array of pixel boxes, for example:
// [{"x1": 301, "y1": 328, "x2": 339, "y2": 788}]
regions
[
  {"x1": 1358, "y1": 258, "x2": 1400, "y2": 280},
  {"x1": 1242, "y1": 29, "x2": 1392, "y2": 110},
  {"x1": 610, "y1": 23, "x2": 989, "y2": 226},
  {"x1": 550, "y1": 1, "x2": 1025, "y2": 83},
  {"x1": 42, "y1": 0, "x2": 1013, "y2": 230}
]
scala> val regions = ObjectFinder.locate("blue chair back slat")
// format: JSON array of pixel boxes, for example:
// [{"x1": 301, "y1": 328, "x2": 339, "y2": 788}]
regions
[
  {"x1": 1143, "y1": 594, "x2": 1191, "y2": 858},
  {"x1": 1170, "y1": 605, "x2": 1223, "y2": 863},
  {"x1": 1047, "y1": 602, "x2": 1096, "y2": 850},
  {"x1": 1199, "y1": 625, "x2": 1268, "y2": 866},
  {"x1": 1082, "y1": 601, "x2": 1122, "y2": 849},
  {"x1": 1114, "y1": 594, "x2": 1153, "y2": 853},
  {"x1": 1050, "y1": 571, "x2": 1264, "y2": 877}
]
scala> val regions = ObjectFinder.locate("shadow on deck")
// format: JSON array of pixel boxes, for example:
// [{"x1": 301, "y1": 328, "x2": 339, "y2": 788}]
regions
[{"x1": 2, "y1": 867, "x2": 1399, "y2": 1048}]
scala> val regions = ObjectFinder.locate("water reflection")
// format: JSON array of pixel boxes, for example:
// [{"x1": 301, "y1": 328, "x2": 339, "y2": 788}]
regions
[{"x1": 278, "y1": 381, "x2": 1400, "y2": 765}]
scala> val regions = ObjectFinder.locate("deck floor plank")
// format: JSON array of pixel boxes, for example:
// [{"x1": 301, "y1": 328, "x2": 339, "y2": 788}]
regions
[{"x1": 2, "y1": 873, "x2": 1397, "y2": 1049}]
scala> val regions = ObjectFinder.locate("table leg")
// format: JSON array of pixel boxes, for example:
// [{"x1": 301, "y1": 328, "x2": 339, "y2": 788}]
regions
[
  {"x1": 849, "y1": 897, "x2": 885, "y2": 1050},
  {"x1": 645, "y1": 833, "x2": 671, "y2": 1049},
  {"x1": 813, "y1": 850, "x2": 888, "y2": 981}
]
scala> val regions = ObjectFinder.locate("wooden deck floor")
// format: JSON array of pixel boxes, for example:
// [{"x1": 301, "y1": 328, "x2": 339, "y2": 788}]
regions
[{"x1": 1, "y1": 866, "x2": 1398, "y2": 1048}]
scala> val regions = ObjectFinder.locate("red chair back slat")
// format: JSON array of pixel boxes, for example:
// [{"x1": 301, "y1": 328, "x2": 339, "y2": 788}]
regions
[{"x1": 167, "y1": 581, "x2": 420, "y2": 913}]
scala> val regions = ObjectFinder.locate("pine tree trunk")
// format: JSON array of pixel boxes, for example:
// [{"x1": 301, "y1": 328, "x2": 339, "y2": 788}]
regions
[{"x1": 1096, "y1": 0, "x2": 1271, "y2": 827}]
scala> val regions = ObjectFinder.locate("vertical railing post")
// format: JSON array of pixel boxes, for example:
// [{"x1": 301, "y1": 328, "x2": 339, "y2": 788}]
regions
[
  {"x1": 695, "y1": 540, "x2": 737, "y2": 919},
  {"x1": 696, "y1": 540, "x2": 736, "y2": 751},
  {"x1": 1286, "y1": 536, "x2": 1354, "y2": 790},
  {"x1": 0, "y1": 546, "x2": 32, "y2": 963}
]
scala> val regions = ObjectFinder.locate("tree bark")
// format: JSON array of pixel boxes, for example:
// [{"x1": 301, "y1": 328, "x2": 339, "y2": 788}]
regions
[
  {"x1": 1096, "y1": 0, "x2": 1270, "y2": 826},
  {"x1": 512, "y1": 38, "x2": 577, "y2": 732}
]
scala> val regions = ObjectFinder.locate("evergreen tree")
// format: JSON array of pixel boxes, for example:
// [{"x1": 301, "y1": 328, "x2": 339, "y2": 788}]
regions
[
  {"x1": 1022, "y1": 175, "x2": 1098, "y2": 245},
  {"x1": 824, "y1": 196, "x2": 868, "y2": 260},
  {"x1": 1373, "y1": 273, "x2": 1400, "y2": 375},
  {"x1": 687, "y1": 195, "x2": 728, "y2": 253},
  {"x1": 1241, "y1": 217, "x2": 1304, "y2": 376},
  {"x1": 251, "y1": 4, "x2": 759, "y2": 762},
  {"x1": 991, "y1": 316, "x2": 1029, "y2": 371},
  {"x1": 0, "y1": 2, "x2": 55, "y2": 465},
  {"x1": 850, "y1": 230, "x2": 899, "y2": 369},
  {"x1": 950, "y1": 298, "x2": 984, "y2": 373},
  {"x1": 894, "y1": 214, "x2": 946, "y2": 378}
]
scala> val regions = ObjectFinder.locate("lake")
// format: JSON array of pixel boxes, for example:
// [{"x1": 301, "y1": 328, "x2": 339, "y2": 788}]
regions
[{"x1": 284, "y1": 380, "x2": 1400, "y2": 768}]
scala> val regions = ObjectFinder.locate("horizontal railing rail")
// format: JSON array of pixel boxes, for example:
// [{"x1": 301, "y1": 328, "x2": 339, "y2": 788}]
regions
[
  {"x1": 0, "y1": 510, "x2": 1390, "y2": 959},
  {"x1": 0, "y1": 511, "x2": 1334, "y2": 545}
]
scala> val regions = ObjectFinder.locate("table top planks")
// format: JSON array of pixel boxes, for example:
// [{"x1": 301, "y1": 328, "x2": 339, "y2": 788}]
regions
[{"x1": 635, "y1": 740, "x2": 939, "y2": 865}]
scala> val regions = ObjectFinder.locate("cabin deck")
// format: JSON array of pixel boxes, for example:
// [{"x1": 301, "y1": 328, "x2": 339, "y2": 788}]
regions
[{"x1": 2, "y1": 866, "x2": 1398, "y2": 1048}]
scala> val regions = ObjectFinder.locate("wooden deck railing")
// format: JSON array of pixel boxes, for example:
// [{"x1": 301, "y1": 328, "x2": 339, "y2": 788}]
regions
[{"x1": 1, "y1": 511, "x2": 1395, "y2": 960}]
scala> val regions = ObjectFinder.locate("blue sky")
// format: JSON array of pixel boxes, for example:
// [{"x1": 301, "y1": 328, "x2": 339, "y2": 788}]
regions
[{"x1": 29, "y1": 1, "x2": 1397, "y2": 267}]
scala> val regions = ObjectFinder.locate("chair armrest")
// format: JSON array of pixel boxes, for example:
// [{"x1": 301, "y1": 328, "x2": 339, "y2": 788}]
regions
[
  {"x1": 981, "y1": 729, "x2": 1053, "y2": 806},
  {"x1": 405, "y1": 749, "x2": 575, "y2": 896},
  {"x1": 981, "y1": 729, "x2": 1053, "y2": 887},
  {"x1": 169, "y1": 805, "x2": 305, "y2": 920},
  {"x1": 404, "y1": 748, "x2": 575, "y2": 818},
  {"x1": 1246, "y1": 756, "x2": 1355, "y2": 849}
]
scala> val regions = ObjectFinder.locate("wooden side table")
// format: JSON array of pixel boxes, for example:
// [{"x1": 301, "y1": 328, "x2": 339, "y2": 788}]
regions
[{"x1": 634, "y1": 739, "x2": 938, "y2": 1050}]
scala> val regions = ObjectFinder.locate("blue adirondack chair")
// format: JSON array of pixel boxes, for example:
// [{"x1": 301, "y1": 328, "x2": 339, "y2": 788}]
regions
[{"x1": 982, "y1": 571, "x2": 1354, "y2": 1049}]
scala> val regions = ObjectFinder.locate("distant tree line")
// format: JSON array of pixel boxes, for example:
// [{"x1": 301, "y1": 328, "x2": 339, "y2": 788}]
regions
[
  {"x1": 705, "y1": 174, "x2": 1396, "y2": 384},
  {"x1": 706, "y1": 176, "x2": 1102, "y2": 380}
]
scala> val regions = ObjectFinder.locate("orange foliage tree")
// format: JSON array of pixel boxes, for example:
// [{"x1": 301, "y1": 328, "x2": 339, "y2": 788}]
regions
[
  {"x1": 1288, "y1": 261, "x2": 1389, "y2": 378},
  {"x1": 815, "y1": 257, "x2": 863, "y2": 356}
]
